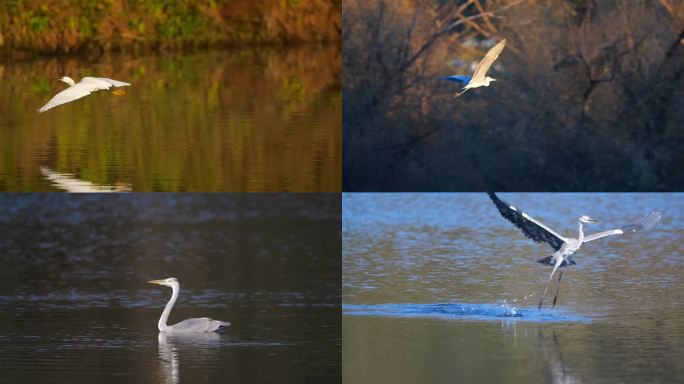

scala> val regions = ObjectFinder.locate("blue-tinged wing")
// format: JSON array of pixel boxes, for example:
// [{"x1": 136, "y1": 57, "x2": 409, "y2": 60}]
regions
[{"x1": 441, "y1": 75, "x2": 471, "y2": 84}]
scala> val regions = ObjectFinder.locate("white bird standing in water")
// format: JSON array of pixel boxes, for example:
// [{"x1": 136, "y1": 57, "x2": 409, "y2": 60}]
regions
[
  {"x1": 148, "y1": 277, "x2": 230, "y2": 334},
  {"x1": 37, "y1": 76, "x2": 130, "y2": 113},
  {"x1": 442, "y1": 39, "x2": 506, "y2": 97}
]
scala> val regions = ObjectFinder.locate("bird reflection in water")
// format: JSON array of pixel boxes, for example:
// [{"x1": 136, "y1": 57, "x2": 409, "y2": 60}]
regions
[
  {"x1": 500, "y1": 322, "x2": 582, "y2": 383},
  {"x1": 537, "y1": 329, "x2": 581, "y2": 384},
  {"x1": 40, "y1": 167, "x2": 131, "y2": 192},
  {"x1": 157, "y1": 332, "x2": 224, "y2": 384}
]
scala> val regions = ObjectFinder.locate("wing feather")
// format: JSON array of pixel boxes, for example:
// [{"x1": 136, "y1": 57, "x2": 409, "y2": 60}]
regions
[
  {"x1": 488, "y1": 192, "x2": 567, "y2": 251},
  {"x1": 441, "y1": 75, "x2": 471, "y2": 84},
  {"x1": 583, "y1": 211, "x2": 662, "y2": 243},
  {"x1": 38, "y1": 77, "x2": 131, "y2": 113},
  {"x1": 168, "y1": 317, "x2": 231, "y2": 333},
  {"x1": 38, "y1": 83, "x2": 97, "y2": 113},
  {"x1": 96, "y1": 77, "x2": 131, "y2": 87},
  {"x1": 471, "y1": 39, "x2": 506, "y2": 83}
]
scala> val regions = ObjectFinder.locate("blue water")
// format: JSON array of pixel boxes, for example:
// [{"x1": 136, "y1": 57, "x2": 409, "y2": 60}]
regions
[{"x1": 343, "y1": 303, "x2": 591, "y2": 323}]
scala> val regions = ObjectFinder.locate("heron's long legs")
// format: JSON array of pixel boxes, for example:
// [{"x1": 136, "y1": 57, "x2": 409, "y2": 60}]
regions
[
  {"x1": 538, "y1": 260, "x2": 562, "y2": 310},
  {"x1": 538, "y1": 279, "x2": 552, "y2": 310},
  {"x1": 454, "y1": 88, "x2": 468, "y2": 98},
  {"x1": 552, "y1": 271, "x2": 563, "y2": 308}
]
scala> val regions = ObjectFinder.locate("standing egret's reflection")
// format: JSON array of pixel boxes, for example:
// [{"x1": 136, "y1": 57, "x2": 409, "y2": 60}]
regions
[{"x1": 157, "y1": 332, "x2": 224, "y2": 384}]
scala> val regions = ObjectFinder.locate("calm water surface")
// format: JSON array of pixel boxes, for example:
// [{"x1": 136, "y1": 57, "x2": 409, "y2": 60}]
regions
[
  {"x1": 343, "y1": 193, "x2": 684, "y2": 383},
  {"x1": 0, "y1": 194, "x2": 341, "y2": 383},
  {"x1": 0, "y1": 45, "x2": 340, "y2": 191}
]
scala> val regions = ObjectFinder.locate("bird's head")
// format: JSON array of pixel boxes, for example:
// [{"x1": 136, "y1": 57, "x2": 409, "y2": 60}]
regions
[
  {"x1": 579, "y1": 215, "x2": 599, "y2": 224},
  {"x1": 58, "y1": 76, "x2": 76, "y2": 86},
  {"x1": 485, "y1": 76, "x2": 496, "y2": 83},
  {"x1": 148, "y1": 277, "x2": 179, "y2": 287}
]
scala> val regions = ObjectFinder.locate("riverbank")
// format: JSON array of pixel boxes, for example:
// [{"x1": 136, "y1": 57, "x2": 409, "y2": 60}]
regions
[{"x1": 0, "y1": 0, "x2": 340, "y2": 59}]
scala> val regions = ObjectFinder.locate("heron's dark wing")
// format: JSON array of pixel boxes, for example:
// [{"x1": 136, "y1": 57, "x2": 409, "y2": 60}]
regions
[
  {"x1": 488, "y1": 192, "x2": 567, "y2": 251},
  {"x1": 471, "y1": 39, "x2": 506, "y2": 83},
  {"x1": 441, "y1": 75, "x2": 471, "y2": 84},
  {"x1": 583, "y1": 211, "x2": 662, "y2": 243}
]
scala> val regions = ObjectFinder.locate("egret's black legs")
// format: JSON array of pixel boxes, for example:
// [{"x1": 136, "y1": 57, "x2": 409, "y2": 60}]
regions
[
  {"x1": 538, "y1": 278, "x2": 552, "y2": 310},
  {"x1": 552, "y1": 271, "x2": 563, "y2": 308},
  {"x1": 539, "y1": 262, "x2": 562, "y2": 310}
]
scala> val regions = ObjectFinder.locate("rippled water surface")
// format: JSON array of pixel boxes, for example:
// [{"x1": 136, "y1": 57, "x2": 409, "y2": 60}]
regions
[
  {"x1": 343, "y1": 193, "x2": 684, "y2": 383},
  {"x1": 0, "y1": 45, "x2": 340, "y2": 191},
  {"x1": 0, "y1": 194, "x2": 341, "y2": 383}
]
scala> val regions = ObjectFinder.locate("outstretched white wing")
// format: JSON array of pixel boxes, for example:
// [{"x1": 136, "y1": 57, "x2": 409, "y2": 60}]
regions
[
  {"x1": 37, "y1": 77, "x2": 131, "y2": 113},
  {"x1": 96, "y1": 77, "x2": 131, "y2": 87},
  {"x1": 583, "y1": 211, "x2": 662, "y2": 243},
  {"x1": 471, "y1": 39, "x2": 506, "y2": 83}
]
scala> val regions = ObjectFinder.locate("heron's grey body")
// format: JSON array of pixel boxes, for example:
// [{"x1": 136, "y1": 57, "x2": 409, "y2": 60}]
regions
[
  {"x1": 149, "y1": 277, "x2": 230, "y2": 334},
  {"x1": 38, "y1": 76, "x2": 130, "y2": 113},
  {"x1": 443, "y1": 39, "x2": 506, "y2": 97},
  {"x1": 488, "y1": 193, "x2": 662, "y2": 309}
]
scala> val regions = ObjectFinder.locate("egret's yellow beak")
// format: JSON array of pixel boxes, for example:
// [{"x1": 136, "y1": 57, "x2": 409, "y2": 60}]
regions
[
  {"x1": 148, "y1": 279, "x2": 164, "y2": 285},
  {"x1": 112, "y1": 89, "x2": 126, "y2": 96}
]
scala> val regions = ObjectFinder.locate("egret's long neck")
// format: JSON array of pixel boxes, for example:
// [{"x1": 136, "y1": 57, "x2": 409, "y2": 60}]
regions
[
  {"x1": 158, "y1": 283, "x2": 179, "y2": 332},
  {"x1": 577, "y1": 221, "x2": 585, "y2": 243}
]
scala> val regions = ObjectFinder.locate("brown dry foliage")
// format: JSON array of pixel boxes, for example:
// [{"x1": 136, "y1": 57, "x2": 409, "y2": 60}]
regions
[{"x1": 0, "y1": 0, "x2": 340, "y2": 56}]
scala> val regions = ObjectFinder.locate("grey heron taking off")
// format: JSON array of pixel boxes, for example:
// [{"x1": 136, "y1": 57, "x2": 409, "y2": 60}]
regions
[
  {"x1": 487, "y1": 193, "x2": 662, "y2": 310},
  {"x1": 442, "y1": 38, "x2": 506, "y2": 97},
  {"x1": 37, "y1": 76, "x2": 131, "y2": 113},
  {"x1": 149, "y1": 277, "x2": 230, "y2": 334}
]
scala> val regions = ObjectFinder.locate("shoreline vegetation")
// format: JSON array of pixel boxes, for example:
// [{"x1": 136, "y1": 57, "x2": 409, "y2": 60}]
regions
[{"x1": 0, "y1": 0, "x2": 340, "y2": 59}]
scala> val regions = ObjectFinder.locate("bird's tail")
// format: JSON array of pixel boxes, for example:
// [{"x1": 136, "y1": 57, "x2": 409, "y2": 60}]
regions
[
  {"x1": 537, "y1": 256, "x2": 576, "y2": 267},
  {"x1": 454, "y1": 88, "x2": 468, "y2": 98}
]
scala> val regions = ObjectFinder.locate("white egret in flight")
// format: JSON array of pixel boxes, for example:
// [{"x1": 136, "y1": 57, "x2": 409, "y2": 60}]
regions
[
  {"x1": 37, "y1": 76, "x2": 130, "y2": 113},
  {"x1": 488, "y1": 193, "x2": 662, "y2": 310},
  {"x1": 442, "y1": 39, "x2": 506, "y2": 97},
  {"x1": 148, "y1": 277, "x2": 231, "y2": 334}
]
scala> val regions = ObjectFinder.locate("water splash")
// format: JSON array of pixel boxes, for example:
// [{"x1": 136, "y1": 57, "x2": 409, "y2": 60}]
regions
[{"x1": 499, "y1": 299, "x2": 521, "y2": 317}]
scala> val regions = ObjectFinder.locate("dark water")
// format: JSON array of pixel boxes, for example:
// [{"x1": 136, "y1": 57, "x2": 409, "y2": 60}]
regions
[
  {"x1": 0, "y1": 194, "x2": 341, "y2": 383},
  {"x1": 0, "y1": 45, "x2": 341, "y2": 192},
  {"x1": 343, "y1": 193, "x2": 684, "y2": 383}
]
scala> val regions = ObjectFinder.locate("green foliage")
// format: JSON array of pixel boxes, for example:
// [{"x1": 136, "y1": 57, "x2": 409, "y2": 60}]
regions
[
  {"x1": 155, "y1": 2, "x2": 203, "y2": 39},
  {"x1": 27, "y1": 12, "x2": 49, "y2": 32}
]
